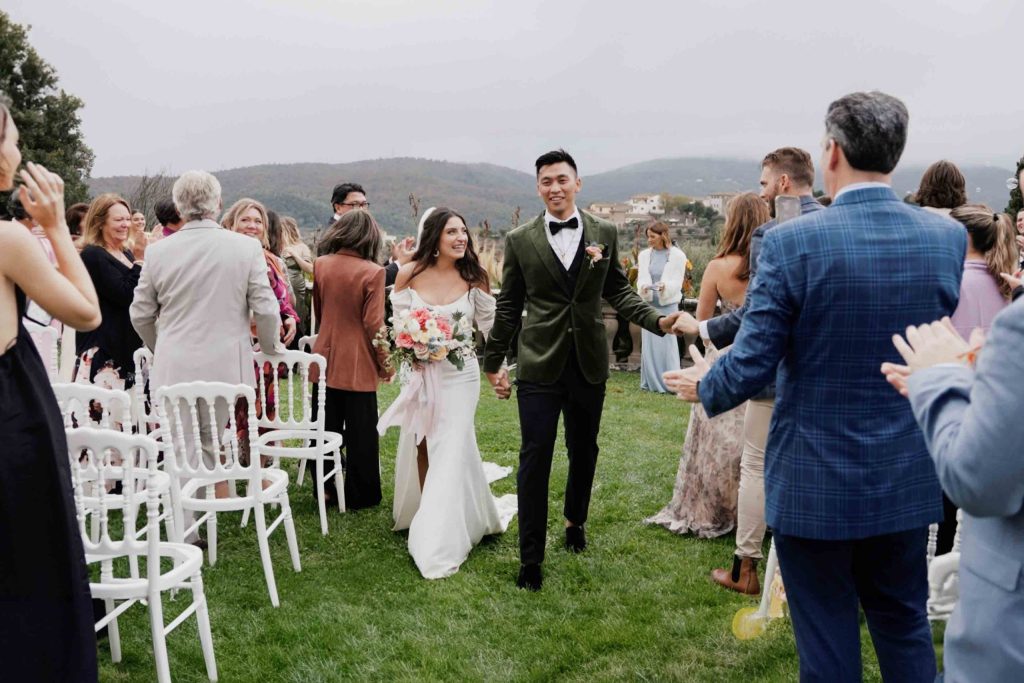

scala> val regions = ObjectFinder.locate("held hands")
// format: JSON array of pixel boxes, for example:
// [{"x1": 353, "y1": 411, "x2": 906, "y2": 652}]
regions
[
  {"x1": 18, "y1": 162, "x2": 67, "y2": 233},
  {"x1": 663, "y1": 344, "x2": 711, "y2": 402},
  {"x1": 485, "y1": 368, "x2": 512, "y2": 400},
  {"x1": 881, "y1": 318, "x2": 985, "y2": 398},
  {"x1": 658, "y1": 312, "x2": 685, "y2": 336},
  {"x1": 670, "y1": 311, "x2": 700, "y2": 337}
]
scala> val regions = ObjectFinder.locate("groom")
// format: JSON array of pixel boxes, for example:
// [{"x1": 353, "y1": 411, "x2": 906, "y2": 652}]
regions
[{"x1": 483, "y1": 149, "x2": 681, "y2": 590}]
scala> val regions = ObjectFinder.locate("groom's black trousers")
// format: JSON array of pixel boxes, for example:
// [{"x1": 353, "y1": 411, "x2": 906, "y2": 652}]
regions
[{"x1": 516, "y1": 350, "x2": 606, "y2": 565}]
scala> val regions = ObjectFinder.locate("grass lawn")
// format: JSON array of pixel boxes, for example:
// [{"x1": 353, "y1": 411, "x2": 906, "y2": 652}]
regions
[{"x1": 96, "y1": 371, "x2": 943, "y2": 681}]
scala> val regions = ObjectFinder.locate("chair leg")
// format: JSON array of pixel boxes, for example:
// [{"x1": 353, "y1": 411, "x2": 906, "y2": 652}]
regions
[
  {"x1": 280, "y1": 494, "x2": 302, "y2": 572},
  {"x1": 316, "y1": 457, "x2": 328, "y2": 535},
  {"x1": 105, "y1": 597, "x2": 122, "y2": 663},
  {"x1": 334, "y1": 448, "x2": 345, "y2": 513},
  {"x1": 192, "y1": 572, "x2": 218, "y2": 682},
  {"x1": 251, "y1": 502, "x2": 280, "y2": 607},
  {"x1": 148, "y1": 590, "x2": 172, "y2": 683},
  {"x1": 207, "y1": 509, "x2": 218, "y2": 566},
  {"x1": 240, "y1": 482, "x2": 252, "y2": 528}
]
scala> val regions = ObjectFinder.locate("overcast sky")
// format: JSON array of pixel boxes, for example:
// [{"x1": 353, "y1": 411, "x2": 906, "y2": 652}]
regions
[{"x1": 8, "y1": 0, "x2": 1022, "y2": 178}]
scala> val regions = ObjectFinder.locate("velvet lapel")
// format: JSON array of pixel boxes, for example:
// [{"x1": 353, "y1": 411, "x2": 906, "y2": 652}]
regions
[
  {"x1": 572, "y1": 211, "x2": 600, "y2": 299},
  {"x1": 527, "y1": 214, "x2": 572, "y2": 296}
]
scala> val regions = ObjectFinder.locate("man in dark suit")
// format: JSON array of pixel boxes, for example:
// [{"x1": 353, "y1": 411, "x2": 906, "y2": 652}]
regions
[
  {"x1": 667, "y1": 92, "x2": 965, "y2": 680},
  {"x1": 483, "y1": 149, "x2": 681, "y2": 591},
  {"x1": 328, "y1": 181, "x2": 413, "y2": 286},
  {"x1": 675, "y1": 147, "x2": 822, "y2": 595}
]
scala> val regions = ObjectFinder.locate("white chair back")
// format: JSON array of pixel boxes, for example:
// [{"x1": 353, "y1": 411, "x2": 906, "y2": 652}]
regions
[
  {"x1": 67, "y1": 428, "x2": 161, "y2": 561},
  {"x1": 155, "y1": 381, "x2": 261, "y2": 482},
  {"x1": 25, "y1": 321, "x2": 59, "y2": 382},
  {"x1": 297, "y1": 334, "x2": 318, "y2": 354},
  {"x1": 253, "y1": 350, "x2": 326, "y2": 431},
  {"x1": 53, "y1": 382, "x2": 132, "y2": 432}
]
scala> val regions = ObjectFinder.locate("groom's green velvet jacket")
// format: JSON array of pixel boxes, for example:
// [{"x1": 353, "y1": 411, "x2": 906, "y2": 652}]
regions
[{"x1": 483, "y1": 211, "x2": 665, "y2": 385}]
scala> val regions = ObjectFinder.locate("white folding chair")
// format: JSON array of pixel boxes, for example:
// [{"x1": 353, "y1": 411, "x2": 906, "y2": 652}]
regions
[
  {"x1": 68, "y1": 428, "x2": 217, "y2": 683},
  {"x1": 156, "y1": 381, "x2": 301, "y2": 607},
  {"x1": 252, "y1": 350, "x2": 344, "y2": 535},
  {"x1": 55, "y1": 383, "x2": 177, "y2": 565},
  {"x1": 926, "y1": 511, "x2": 963, "y2": 622},
  {"x1": 25, "y1": 320, "x2": 59, "y2": 382},
  {"x1": 53, "y1": 382, "x2": 132, "y2": 432}
]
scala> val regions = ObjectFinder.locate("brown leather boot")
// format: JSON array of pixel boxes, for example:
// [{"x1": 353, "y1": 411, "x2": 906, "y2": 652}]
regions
[{"x1": 711, "y1": 555, "x2": 760, "y2": 595}]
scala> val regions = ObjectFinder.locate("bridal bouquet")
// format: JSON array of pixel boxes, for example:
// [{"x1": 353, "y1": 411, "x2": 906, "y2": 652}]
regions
[{"x1": 375, "y1": 307, "x2": 474, "y2": 372}]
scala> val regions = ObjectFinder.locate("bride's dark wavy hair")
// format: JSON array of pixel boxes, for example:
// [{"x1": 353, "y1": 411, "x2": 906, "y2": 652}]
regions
[{"x1": 410, "y1": 207, "x2": 488, "y2": 289}]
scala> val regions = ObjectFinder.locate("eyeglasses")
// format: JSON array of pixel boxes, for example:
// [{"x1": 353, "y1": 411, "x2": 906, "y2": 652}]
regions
[{"x1": 341, "y1": 201, "x2": 371, "y2": 209}]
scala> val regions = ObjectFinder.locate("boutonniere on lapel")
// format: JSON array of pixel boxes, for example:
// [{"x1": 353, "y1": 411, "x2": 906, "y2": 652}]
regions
[{"x1": 585, "y1": 242, "x2": 606, "y2": 269}]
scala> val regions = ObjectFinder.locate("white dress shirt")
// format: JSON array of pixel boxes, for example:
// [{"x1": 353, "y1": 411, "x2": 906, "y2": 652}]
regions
[{"x1": 544, "y1": 207, "x2": 584, "y2": 270}]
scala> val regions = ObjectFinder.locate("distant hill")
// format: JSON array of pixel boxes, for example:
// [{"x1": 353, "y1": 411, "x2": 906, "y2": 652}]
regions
[{"x1": 89, "y1": 157, "x2": 1015, "y2": 236}]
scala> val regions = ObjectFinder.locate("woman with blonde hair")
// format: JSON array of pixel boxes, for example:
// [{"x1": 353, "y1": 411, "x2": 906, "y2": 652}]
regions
[
  {"x1": 76, "y1": 193, "x2": 146, "y2": 387},
  {"x1": 647, "y1": 192, "x2": 769, "y2": 538},
  {"x1": 279, "y1": 216, "x2": 313, "y2": 337},
  {"x1": 222, "y1": 198, "x2": 298, "y2": 466},
  {"x1": 636, "y1": 221, "x2": 686, "y2": 392}
]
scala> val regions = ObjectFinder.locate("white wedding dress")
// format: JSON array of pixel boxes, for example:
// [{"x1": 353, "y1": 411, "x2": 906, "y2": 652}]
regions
[{"x1": 388, "y1": 287, "x2": 518, "y2": 579}]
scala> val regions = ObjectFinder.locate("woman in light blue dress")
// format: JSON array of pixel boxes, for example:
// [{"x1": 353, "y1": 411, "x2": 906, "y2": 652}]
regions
[{"x1": 637, "y1": 222, "x2": 686, "y2": 392}]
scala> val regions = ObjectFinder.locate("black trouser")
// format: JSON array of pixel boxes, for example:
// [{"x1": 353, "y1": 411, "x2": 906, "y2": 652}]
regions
[
  {"x1": 935, "y1": 492, "x2": 959, "y2": 555},
  {"x1": 321, "y1": 387, "x2": 381, "y2": 510},
  {"x1": 515, "y1": 351, "x2": 606, "y2": 565}
]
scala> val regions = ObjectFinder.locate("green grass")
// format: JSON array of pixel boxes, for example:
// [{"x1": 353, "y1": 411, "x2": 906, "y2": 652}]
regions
[{"x1": 96, "y1": 371, "x2": 943, "y2": 681}]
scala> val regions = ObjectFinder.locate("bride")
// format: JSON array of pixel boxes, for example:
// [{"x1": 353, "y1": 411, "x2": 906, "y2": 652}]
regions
[{"x1": 380, "y1": 207, "x2": 517, "y2": 579}]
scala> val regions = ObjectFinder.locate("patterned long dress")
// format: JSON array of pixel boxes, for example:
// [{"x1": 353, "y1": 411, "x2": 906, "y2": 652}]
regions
[{"x1": 645, "y1": 305, "x2": 747, "y2": 538}]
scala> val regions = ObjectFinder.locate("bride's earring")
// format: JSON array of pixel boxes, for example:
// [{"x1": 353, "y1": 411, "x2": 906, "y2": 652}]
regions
[{"x1": 433, "y1": 249, "x2": 439, "y2": 257}]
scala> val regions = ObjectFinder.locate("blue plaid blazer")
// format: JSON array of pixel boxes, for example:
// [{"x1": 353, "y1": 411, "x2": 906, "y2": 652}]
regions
[{"x1": 698, "y1": 186, "x2": 966, "y2": 540}]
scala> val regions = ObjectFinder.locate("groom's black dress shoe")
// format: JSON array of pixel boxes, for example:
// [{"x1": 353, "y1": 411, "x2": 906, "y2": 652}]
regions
[
  {"x1": 516, "y1": 563, "x2": 543, "y2": 591},
  {"x1": 565, "y1": 525, "x2": 587, "y2": 553}
]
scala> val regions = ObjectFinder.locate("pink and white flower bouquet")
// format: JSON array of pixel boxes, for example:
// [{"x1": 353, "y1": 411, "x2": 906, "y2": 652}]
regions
[{"x1": 376, "y1": 306, "x2": 474, "y2": 372}]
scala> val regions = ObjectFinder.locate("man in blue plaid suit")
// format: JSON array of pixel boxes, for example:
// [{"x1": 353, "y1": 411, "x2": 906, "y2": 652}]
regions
[{"x1": 667, "y1": 92, "x2": 965, "y2": 681}]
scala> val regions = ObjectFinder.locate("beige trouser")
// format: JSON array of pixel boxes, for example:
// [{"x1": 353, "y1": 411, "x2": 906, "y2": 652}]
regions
[{"x1": 735, "y1": 398, "x2": 774, "y2": 560}]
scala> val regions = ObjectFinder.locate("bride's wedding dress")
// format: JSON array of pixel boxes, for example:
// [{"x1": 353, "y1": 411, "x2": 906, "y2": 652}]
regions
[{"x1": 386, "y1": 287, "x2": 517, "y2": 579}]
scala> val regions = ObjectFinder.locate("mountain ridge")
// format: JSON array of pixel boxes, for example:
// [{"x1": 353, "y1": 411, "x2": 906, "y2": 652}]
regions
[{"x1": 88, "y1": 156, "x2": 1016, "y2": 235}]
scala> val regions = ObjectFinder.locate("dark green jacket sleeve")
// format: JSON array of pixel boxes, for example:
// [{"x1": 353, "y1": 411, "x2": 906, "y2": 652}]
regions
[
  {"x1": 601, "y1": 232, "x2": 664, "y2": 334},
  {"x1": 482, "y1": 233, "x2": 525, "y2": 373}
]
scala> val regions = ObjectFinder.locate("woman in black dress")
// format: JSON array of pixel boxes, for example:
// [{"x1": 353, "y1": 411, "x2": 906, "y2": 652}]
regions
[
  {"x1": 0, "y1": 102, "x2": 103, "y2": 681},
  {"x1": 76, "y1": 193, "x2": 145, "y2": 387}
]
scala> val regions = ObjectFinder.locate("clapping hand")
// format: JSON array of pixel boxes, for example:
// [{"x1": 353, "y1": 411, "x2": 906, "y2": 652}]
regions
[
  {"x1": 881, "y1": 318, "x2": 984, "y2": 397},
  {"x1": 18, "y1": 162, "x2": 66, "y2": 233},
  {"x1": 663, "y1": 344, "x2": 710, "y2": 402},
  {"x1": 394, "y1": 237, "x2": 416, "y2": 265},
  {"x1": 1000, "y1": 270, "x2": 1023, "y2": 290}
]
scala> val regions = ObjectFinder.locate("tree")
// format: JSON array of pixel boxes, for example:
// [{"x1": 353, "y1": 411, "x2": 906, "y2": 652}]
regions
[
  {"x1": 1006, "y1": 155, "x2": 1023, "y2": 216},
  {"x1": 0, "y1": 11, "x2": 94, "y2": 204},
  {"x1": 126, "y1": 172, "x2": 175, "y2": 226}
]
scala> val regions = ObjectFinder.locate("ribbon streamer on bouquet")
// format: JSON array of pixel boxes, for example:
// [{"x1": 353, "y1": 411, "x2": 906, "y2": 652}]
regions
[{"x1": 376, "y1": 363, "x2": 441, "y2": 443}]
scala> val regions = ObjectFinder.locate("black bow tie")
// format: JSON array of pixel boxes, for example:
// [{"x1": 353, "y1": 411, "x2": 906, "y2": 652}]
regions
[{"x1": 549, "y1": 217, "x2": 579, "y2": 235}]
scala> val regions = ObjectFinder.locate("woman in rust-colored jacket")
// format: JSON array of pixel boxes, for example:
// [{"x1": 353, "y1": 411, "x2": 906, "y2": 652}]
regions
[{"x1": 312, "y1": 209, "x2": 391, "y2": 509}]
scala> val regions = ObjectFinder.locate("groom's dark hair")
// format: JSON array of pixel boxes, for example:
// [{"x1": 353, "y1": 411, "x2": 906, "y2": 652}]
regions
[{"x1": 535, "y1": 149, "x2": 577, "y2": 177}]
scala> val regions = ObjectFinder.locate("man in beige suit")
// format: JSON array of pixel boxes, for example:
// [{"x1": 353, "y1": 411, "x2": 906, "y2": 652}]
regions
[{"x1": 130, "y1": 170, "x2": 282, "y2": 541}]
